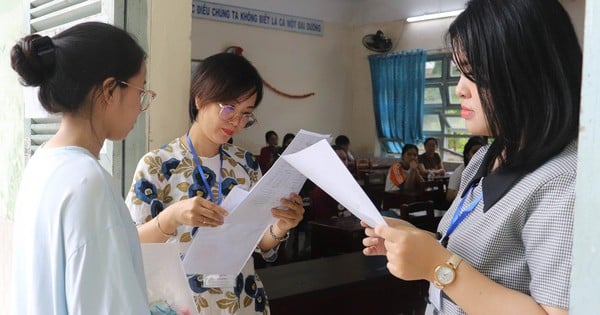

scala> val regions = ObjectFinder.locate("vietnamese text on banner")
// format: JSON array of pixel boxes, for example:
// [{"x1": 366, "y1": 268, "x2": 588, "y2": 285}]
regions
[{"x1": 192, "y1": 0, "x2": 323, "y2": 36}]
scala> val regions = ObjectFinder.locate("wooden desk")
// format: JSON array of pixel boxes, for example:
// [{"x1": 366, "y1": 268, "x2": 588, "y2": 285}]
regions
[
  {"x1": 308, "y1": 217, "x2": 365, "y2": 258},
  {"x1": 257, "y1": 252, "x2": 428, "y2": 315},
  {"x1": 431, "y1": 174, "x2": 450, "y2": 181},
  {"x1": 421, "y1": 179, "x2": 449, "y2": 210},
  {"x1": 429, "y1": 175, "x2": 450, "y2": 192},
  {"x1": 382, "y1": 190, "x2": 420, "y2": 208},
  {"x1": 381, "y1": 180, "x2": 449, "y2": 211},
  {"x1": 359, "y1": 170, "x2": 387, "y2": 208}
]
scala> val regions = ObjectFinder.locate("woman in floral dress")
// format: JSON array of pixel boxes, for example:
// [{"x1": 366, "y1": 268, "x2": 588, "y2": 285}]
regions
[{"x1": 126, "y1": 52, "x2": 305, "y2": 315}]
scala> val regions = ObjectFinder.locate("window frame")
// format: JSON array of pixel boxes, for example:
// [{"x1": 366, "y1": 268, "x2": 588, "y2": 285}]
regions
[{"x1": 422, "y1": 53, "x2": 471, "y2": 163}]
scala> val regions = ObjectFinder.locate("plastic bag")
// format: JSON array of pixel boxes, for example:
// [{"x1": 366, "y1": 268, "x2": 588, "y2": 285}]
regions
[{"x1": 141, "y1": 243, "x2": 198, "y2": 315}]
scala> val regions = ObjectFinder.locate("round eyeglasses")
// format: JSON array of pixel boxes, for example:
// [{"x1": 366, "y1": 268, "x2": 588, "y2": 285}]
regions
[
  {"x1": 118, "y1": 81, "x2": 157, "y2": 111},
  {"x1": 218, "y1": 103, "x2": 257, "y2": 128}
]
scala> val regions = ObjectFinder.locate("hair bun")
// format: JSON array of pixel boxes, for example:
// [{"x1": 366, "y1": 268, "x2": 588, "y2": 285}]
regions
[{"x1": 10, "y1": 34, "x2": 55, "y2": 86}]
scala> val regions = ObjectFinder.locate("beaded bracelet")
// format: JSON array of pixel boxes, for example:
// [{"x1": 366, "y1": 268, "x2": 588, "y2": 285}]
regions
[
  {"x1": 156, "y1": 214, "x2": 177, "y2": 237},
  {"x1": 269, "y1": 225, "x2": 289, "y2": 242}
]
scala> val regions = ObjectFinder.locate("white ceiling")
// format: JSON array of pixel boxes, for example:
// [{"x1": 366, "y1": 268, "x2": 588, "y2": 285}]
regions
[
  {"x1": 355, "y1": 0, "x2": 468, "y2": 25},
  {"x1": 211, "y1": 0, "x2": 469, "y2": 25}
]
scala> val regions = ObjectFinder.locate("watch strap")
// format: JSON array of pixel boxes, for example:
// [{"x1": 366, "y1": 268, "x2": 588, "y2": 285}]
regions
[{"x1": 447, "y1": 253, "x2": 463, "y2": 269}]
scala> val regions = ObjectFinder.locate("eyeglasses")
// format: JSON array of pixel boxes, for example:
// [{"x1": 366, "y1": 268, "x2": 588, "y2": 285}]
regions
[
  {"x1": 218, "y1": 103, "x2": 257, "y2": 128},
  {"x1": 118, "y1": 81, "x2": 157, "y2": 111}
]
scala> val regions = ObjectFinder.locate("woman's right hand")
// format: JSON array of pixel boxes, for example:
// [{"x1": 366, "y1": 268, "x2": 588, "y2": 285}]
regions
[{"x1": 167, "y1": 196, "x2": 228, "y2": 227}]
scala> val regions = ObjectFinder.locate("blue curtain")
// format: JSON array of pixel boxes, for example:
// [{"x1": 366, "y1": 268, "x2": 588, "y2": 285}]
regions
[{"x1": 368, "y1": 49, "x2": 426, "y2": 153}]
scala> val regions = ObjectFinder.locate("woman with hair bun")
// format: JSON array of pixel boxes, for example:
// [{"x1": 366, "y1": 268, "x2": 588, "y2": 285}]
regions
[{"x1": 11, "y1": 22, "x2": 154, "y2": 314}]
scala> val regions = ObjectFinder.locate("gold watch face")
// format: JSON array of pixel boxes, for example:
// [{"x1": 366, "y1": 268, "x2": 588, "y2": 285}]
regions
[{"x1": 434, "y1": 265, "x2": 455, "y2": 286}]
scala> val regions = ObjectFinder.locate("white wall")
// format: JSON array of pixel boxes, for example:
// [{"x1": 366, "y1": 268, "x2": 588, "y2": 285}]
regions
[
  {"x1": 188, "y1": 19, "x2": 353, "y2": 153},
  {"x1": 185, "y1": 0, "x2": 586, "y2": 155},
  {"x1": 186, "y1": 16, "x2": 457, "y2": 155},
  {"x1": 562, "y1": 0, "x2": 586, "y2": 44},
  {"x1": 207, "y1": 0, "x2": 356, "y2": 25},
  {"x1": 146, "y1": 0, "x2": 192, "y2": 149}
]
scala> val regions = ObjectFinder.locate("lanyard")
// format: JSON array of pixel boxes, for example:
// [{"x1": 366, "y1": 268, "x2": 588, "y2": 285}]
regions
[
  {"x1": 186, "y1": 132, "x2": 223, "y2": 205},
  {"x1": 441, "y1": 183, "x2": 482, "y2": 247}
]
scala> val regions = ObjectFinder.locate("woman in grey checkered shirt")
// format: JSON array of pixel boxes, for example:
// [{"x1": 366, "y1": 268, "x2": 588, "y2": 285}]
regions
[{"x1": 362, "y1": 0, "x2": 581, "y2": 314}]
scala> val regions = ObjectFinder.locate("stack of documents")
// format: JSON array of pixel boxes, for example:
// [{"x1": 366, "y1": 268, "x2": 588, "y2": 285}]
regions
[{"x1": 182, "y1": 129, "x2": 386, "y2": 276}]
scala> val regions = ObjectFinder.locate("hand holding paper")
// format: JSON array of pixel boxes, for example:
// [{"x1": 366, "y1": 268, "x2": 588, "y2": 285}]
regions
[
  {"x1": 282, "y1": 139, "x2": 386, "y2": 228},
  {"x1": 182, "y1": 130, "x2": 330, "y2": 276}
]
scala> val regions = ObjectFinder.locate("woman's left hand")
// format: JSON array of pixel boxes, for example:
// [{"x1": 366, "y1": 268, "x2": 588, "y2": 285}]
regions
[
  {"x1": 362, "y1": 216, "x2": 416, "y2": 256},
  {"x1": 373, "y1": 223, "x2": 448, "y2": 281},
  {"x1": 271, "y1": 193, "x2": 305, "y2": 232}
]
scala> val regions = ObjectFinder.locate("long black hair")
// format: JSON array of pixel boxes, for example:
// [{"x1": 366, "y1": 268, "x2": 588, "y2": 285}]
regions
[{"x1": 447, "y1": 0, "x2": 582, "y2": 172}]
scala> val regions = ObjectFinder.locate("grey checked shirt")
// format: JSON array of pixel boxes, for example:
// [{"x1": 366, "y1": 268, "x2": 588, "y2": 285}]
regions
[{"x1": 435, "y1": 141, "x2": 576, "y2": 314}]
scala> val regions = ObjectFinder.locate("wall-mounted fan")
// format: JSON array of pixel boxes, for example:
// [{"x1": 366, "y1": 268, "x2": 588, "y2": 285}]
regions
[{"x1": 362, "y1": 30, "x2": 392, "y2": 53}]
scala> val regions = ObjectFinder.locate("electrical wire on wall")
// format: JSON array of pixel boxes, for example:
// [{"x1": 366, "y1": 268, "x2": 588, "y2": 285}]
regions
[{"x1": 225, "y1": 46, "x2": 315, "y2": 99}]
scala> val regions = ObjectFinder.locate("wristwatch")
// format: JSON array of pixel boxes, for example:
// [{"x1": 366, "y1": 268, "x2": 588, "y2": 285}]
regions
[{"x1": 433, "y1": 254, "x2": 463, "y2": 289}]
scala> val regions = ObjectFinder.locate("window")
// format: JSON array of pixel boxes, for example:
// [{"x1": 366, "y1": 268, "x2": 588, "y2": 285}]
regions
[{"x1": 422, "y1": 53, "x2": 472, "y2": 163}]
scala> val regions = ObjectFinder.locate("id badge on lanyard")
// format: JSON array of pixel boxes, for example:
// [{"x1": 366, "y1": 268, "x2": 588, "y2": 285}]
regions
[
  {"x1": 186, "y1": 132, "x2": 232, "y2": 287},
  {"x1": 186, "y1": 132, "x2": 223, "y2": 205},
  {"x1": 203, "y1": 274, "x2": 237, "y2": 288}
]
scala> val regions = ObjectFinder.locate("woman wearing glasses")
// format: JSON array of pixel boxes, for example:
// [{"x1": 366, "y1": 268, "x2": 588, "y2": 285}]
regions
[
  {"x1": 11, "y1": 22, "x2": 153, "y2": 313},
  {"x1": 126, "y1": 52, "x2": 304, "y2": 315}
]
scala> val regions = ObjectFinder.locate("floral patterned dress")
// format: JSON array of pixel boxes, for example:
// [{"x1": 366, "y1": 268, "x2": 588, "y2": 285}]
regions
[{"x1": 126, "y1": 137, "x2": 272, "y2": 315}]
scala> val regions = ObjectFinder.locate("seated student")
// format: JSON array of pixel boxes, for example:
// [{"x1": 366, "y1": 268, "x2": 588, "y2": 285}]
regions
[
  {"x1": 418, "y1": 137, "x2": 446, "y2": 177},
  {"x1": 446, "y1": 136, "x2": 485, "y2": 203},
  {"x1": 259, "y1": 130, "x2": 279, "y2": 173},
  {"x1": 331, "y1": 145, "x2": 350, "y2": 168},
  {"x1": 385, "y1": 144, "x2": 424, "y2": 192},
  {"x1": 309, "y1": 187, "x2": 352, "y2": 220},
  {"x1": 277, "y1": 132, "x2": 295, "y2": 155},
  {"x1": 309, "y1": 146, "x2": 352, "y2": 220},
  {"x1": 335, "y1": 135, "x2": 357, "y2": 175}
]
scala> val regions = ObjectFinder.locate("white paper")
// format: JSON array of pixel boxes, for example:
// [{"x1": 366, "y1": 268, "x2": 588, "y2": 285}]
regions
[
  {"x1": 282, "y1": 139, "x2": 387, "y2": 228},
  {"x1": 219, "y1": 185, "x2": 249, "y2": 215},
  {"x1": 182, "y1": 130, "x2": 330, "y2": 275},
  {"x1": 141, "y1": 243, "x2": 199, "y2": 315}
]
